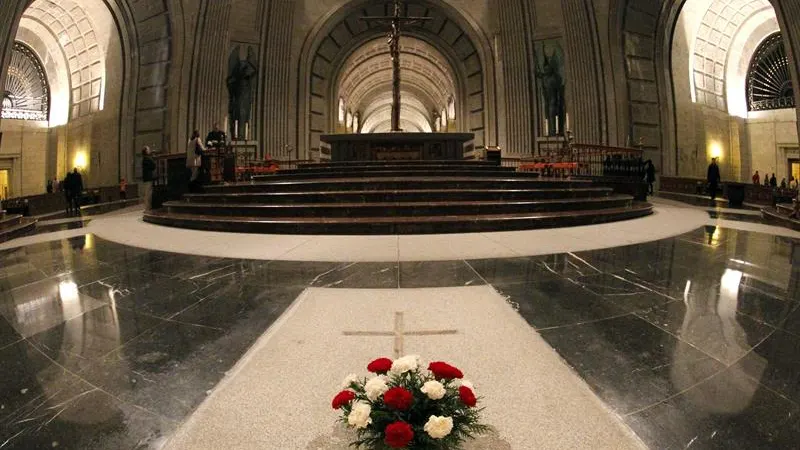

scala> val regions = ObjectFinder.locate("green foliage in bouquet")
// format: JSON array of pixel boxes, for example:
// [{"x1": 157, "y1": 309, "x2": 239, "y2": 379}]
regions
[{"x1": 332, "y1": 356, "x2": 493, "y2": 449}]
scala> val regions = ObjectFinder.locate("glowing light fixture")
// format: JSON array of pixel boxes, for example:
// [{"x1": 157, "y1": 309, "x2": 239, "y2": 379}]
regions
[
  {"x1": 709, "y1": 142, "x2": 723, "y2": 160},
  {"x1": 73, "y1": 151, "x2": 88, "y2": 170}
]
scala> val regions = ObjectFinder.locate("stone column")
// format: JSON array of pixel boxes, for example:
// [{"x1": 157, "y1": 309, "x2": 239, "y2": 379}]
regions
[
  {"x1": 497, "y1": 0, "x2": 535, "y2": 155},
  {"x1": 0, "y1": 1, "x2": 28, "y2": 110},
  {"x1": 773, "y1": 0, "x2": 800, "y2": 140},
  {"x1": 259, "y1": 0, "x2": 296, "y2": 158},
  {"x1": 187, "y1": 0, "x2": 233, "y2": 139},
  {"x1": 561, "y1": 0, "x2": 607, "y2": 145}
]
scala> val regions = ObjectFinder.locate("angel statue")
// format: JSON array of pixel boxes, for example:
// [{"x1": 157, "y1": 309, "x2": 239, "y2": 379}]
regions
[
  {"x1": 227, "y1": 45, "x2": 258, "y2": 139},
  {"x1": 535, "y1": 45, "x2": 565, "y2": 136}
]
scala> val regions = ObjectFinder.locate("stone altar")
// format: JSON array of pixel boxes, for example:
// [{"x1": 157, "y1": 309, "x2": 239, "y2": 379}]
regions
[{"x1": 320, "y1": 132, "x2": 475, "y2": 161}]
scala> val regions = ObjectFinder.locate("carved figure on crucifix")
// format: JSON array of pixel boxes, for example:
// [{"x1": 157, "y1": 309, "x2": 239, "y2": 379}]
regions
[{"x1": 362, "y1": 1, "x2": 431, "y2": 132}]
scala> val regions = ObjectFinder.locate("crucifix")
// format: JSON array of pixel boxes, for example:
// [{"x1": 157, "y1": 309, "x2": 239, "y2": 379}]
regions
[
  {"x1": 343, "y1": 311, "x2": 457, "y2": 358},
  {"x1": 361, "y1": 1, "x2": 431, "y2": 132}
]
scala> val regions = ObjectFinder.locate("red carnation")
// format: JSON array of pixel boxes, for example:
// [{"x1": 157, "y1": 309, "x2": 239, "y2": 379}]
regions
[
  {"x1": 383, "y1": 387, "x2": 414, "y2": 410},
  {"x1": 384, "y1": 421, "x2": 414, "y2": 448},
  {"x1": 459, "y1": 386, "x2": 477, "y2": 407},
  {"x1": 428, "y1": 361, "x2": 464, "y2": 380},
  {"x1": 367, "y1": 357, "x2": 393, "y2": 374},
  {"x1": 331, "y1": 390, "x2": 355, "y2": 409}
]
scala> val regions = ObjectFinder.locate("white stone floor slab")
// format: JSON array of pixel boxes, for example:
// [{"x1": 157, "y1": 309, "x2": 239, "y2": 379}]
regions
[
  {"x1": 3, "y1": 202, "x2": 795, "y2": 258},
  {"x1": 165, "y1": 286, "x2": 645, "y2": 450},
  {"x1": 87, "y1": 205, "x2": 709, "y2": 260}
]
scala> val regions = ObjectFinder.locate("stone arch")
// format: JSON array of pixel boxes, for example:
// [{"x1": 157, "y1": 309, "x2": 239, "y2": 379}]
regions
[
  {"x1": 297, "y1": 0, "x2": 497, "y2": 158},
  {"x1": 0, "y1": 0, "x2": 173, "y2": 183},
  {"x1": 614, "y1": 0, "x2": 800, "y2": 177}
]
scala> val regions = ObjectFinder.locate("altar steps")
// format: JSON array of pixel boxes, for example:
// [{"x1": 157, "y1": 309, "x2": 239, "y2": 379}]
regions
[
  {"x1": 203, "y1": 177, "x2": 593, "y2": 193},
  {"x1": 0, "y1": 213, "x2": 37, "y2": 243},
  {"x1": 182, "y1": 187, "x2": 614, "y2": 204},
  {"x1": 253, "y1": 169, "x2": 536, "y2": 180},
  {"x1": 761, "y1": 203, "x2": 800, "y2": 231},
  {"x1": 144, "y1": 161, "x2": 653, "y2": 235},
  {"x1": 144, "y1": 203, "x2": 653, "y2": 235},
  {"x1": 162, "y1": 195, "x2": 634, "y2": 218},
  {"x1": 297, "y1": 160, "x2": 496, "y2": 168}
]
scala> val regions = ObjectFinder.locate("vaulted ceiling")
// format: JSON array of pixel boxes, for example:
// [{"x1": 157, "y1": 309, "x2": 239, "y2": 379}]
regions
[{"x1": 337, "y1": 36, "x2": 457, "y2": 133}]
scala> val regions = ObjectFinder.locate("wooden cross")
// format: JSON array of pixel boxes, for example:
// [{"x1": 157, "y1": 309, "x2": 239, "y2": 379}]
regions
[
  {"x1": 343, "y1": 311, "x2": 457, "y2": 358},
  {"x1": 361, "y1": 1, "x2": 431, "y2": 132}
]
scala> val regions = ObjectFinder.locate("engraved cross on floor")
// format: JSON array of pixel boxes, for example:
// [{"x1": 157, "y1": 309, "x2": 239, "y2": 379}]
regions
[{"x1": 343, "y1": 311, "x2": 457, "y2": 358}]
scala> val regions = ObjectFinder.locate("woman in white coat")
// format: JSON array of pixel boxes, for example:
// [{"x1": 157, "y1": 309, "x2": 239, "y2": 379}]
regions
[{"x1": 187, "y1": 129, "x2": 205, "y2": 190}]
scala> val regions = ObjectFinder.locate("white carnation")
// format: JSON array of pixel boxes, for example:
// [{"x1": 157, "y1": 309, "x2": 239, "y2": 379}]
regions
[
  {"x1": 420, "y1": 380, "x2": 446, "y2": 400},
  {"x1": 454, "y1": 379, "x2": 474, "y2": 390},
  {"x1": 364, "y1": 375, "x2": 389, "y2": 401},
  {"x1": 341, "y1": 373, "x2": 359, "y2": 390},
  {"x1": 390, "y1": 354, "x2": 420, "y2": 375},
  {"x1": 347, "y1": 402, "x2": 373, "y2": 429},
  {"x1": 424, "y1": 415, "x2": 454, "y2": 439}
]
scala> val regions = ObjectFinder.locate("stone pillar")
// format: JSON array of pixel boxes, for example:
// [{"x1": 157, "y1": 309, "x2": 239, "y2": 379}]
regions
[
  {"x1": 773, "y1": 0, "x2": 800, "y2": 141},
  {"x1": 497, "y1": 0, "x2": 535, "y2": 155},
  {"x1": 188, "y1": 0, "x2": 233, "y2": 140},
  {"x1": 0, "y1": 1, "x2": 28, "y2": 111},
  {"x1": 561, "y1": 0, "x2": 607, "y2": 145},
  {"x1": 259, "y1": 0, "x2": 296, "y2": 158}
]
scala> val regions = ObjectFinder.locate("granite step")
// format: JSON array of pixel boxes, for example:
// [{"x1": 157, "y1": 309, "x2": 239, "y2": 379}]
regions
[
  {"x1": 0, "y1": 217, "x2": 37, "y2": 243},
  {"x1": 298, "y1": 160, "x2": 497, "y2": 168},
  {"x1": 183, "y1": 187, "x2": 614, "y2": 204},
  {"x1": 276, "y1": 164, "x2": 516, "y2": 174},
  {"x1": 762, "y1": 205, "x2": 800, "y2": 231},
  {"x1": 205, "y1": 177, "x2": 593, "y2": 193},
  {"x1": 0, "y1": 213, "x2": 23, "y2": 230},
  {"x1": 144, "y1": 203, "x2": 653, "y2": 235},
  {"x1": 254, "y1": 169, "x2": 533, "y2": 180},
  {"x1": 165, "y1": 195, "x2": 634, "y2": 218}
]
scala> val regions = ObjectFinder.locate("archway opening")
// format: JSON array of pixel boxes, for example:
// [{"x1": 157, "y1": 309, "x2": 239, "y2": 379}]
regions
[
  {"x1": 299, "y1": 0, "x2": 494, "y2": 158},
  {"x1": 335, "y1": 36, "x2": 458, "y2": 134},
  {"x1": 0, "y1": 0, "x2": 125, "y2": 197},
  {"x1": 670, "y1": 0, "x2": 797, "y2": 181}
]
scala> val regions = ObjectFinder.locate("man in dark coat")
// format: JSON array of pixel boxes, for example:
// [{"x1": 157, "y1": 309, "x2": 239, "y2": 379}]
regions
[{"x1": 707, "y1": 158, "x2": 721, "y2": 200}]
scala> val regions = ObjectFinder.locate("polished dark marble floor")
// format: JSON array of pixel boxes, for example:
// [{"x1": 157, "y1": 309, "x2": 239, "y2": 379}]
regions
[{"x1": 0, "y1": 225, "x2": 797, "y2": 449}]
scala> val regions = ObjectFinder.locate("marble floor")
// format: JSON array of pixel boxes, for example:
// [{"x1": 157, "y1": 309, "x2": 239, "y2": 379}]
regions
[{"x1": 0, "y1": 204, "x2": 798, "y2": 449}]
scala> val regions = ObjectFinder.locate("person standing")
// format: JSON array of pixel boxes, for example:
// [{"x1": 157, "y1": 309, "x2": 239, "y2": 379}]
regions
[
  {"x1": 64, "y1": 168, "x2": 83, "y2": 215},
  {"x1": 752, "y1": 171, "x2": 760, "y2": 185},
  {"x1": 645, "y1": 160, "x2": 656, "y2": 195},
  {"x1": 119, "y1": 178, "x2": 128, "y2": 200},
  {"x1": 707, "y1": 158, "x2": 721, "y2": 200},
  {"x1": 141, "y1": 146, "x2": 156, "y2": 211},
  {"x1": 63, "y1": 171, "x2": 74, "y2": 215},
  {"x1": 46, "y1": 179, "x2": 53, "y2": 194},
  {"x1": 770, "y1": 173, "x2": 778, "y2": 188},
  {"x1": 187, "y1": 129, "x2": 205, "y2": 192}
]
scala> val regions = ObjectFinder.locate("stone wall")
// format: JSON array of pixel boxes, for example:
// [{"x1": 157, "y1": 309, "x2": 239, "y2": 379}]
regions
[{"x1": 747, "y1": 109, "x2": 800, "y2": 180}]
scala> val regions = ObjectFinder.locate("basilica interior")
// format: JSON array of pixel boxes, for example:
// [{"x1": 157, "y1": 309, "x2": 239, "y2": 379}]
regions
[{"x1": 0, "y1": 0, "x2": 799, "y2": 449}]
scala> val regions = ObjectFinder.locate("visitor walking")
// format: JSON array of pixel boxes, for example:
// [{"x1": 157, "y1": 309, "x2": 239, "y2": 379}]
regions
[
  {"x1": 64, "y1": 168, "x2": 83, "y2": 215},
  {"x1": 187, "y1": 129, "x2": 205, "y2": 192},
  {"x1": 645, "y1": 160, "x2": 656, "y2": 195},
  {"x1": 752, "y1": 171, "x2": 760, "y2": 185},
  {"x1": 707, "y1": 158, "x2": 721, "y2": 200},
  {"x1": 141, "y1": 146, "x2": 156, "y2": 211}
]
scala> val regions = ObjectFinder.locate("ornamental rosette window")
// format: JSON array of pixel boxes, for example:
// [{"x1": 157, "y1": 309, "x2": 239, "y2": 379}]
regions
[
  {"x1": 2, "y1": 42, "x2": 49, "y2": 121},
  {"x1": 747, "y1": 33, "x2": 795, "y2": 112}
]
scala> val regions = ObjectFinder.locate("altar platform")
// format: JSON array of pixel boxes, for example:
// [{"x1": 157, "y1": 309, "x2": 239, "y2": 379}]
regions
[{"x1": 320, "y1": 132, "x2": 474, "y2": 161}]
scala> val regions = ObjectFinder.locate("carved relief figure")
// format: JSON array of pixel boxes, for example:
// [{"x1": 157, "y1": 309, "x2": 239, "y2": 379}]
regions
[
  {"x1": 227, "y1": 45, "x2": 258, "y2": 137},
  {"x1": 535, "y1": 41, "x2": 566, "y2": 136}
]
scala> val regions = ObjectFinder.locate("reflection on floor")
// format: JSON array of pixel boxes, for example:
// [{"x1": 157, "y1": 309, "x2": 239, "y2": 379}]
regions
[{"x1": 0, "y1": 226, "x2": 797, "y2": 449}]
